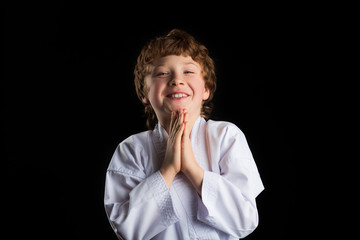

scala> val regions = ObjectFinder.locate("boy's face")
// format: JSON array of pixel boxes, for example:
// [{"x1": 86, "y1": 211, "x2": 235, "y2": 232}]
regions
[{"x1": 144, "y1": 55, "x2": 210, "y2": 124}]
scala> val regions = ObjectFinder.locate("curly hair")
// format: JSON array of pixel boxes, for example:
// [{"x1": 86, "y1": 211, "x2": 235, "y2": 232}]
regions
[{"x1": 134, "y1": 29, "x2": 216, "y2": 130}]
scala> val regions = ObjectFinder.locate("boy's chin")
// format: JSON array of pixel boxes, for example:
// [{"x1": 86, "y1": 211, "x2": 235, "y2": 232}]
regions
[{"x1": 166, "y1": 106, "x2": 187, "y2": 114}]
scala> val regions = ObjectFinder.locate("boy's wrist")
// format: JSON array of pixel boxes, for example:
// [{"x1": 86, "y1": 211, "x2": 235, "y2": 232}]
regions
[
  {"x1": 183, "y1": 164, "x2": 204, "y2": 195},
  {"x1": 160, "y1": 166, "x2": 177, "y2": 189}
]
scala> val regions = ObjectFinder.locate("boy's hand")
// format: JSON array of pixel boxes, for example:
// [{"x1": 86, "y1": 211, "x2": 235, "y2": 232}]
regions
[
  {"x1": 180, "y1": 111, "x2": 204, "y2": 195},
  {"x1": 160, "y1": 109, "x2": 204, "y2": 194},
  {"x1": 180, "y1": 111, "x2": 195, "y2": 173},
  {"x1": 160, "y1": 110, "x2": 185, "y2": 188}
]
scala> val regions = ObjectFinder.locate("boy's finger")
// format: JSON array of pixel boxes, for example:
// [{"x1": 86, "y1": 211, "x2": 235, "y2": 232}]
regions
[
  {"x1": 183, "y1": 111, "x2": 190, "y2": 136},
  {"x1": 169, "y1": 111, "x2": 175, "y2": 132},
  {"x1": 183, "y1": 121, "x2": 191, "y2": 139},
  {"x1": 183, "y1": 110, "x2": 188, "y2": 124},
  {"x1": 171, "y1": 111, "x2": 179, "y2": 136},
  {"x1": 179, "y1": 109, "x2": 184, "y2": 124},
  {"x1": 174, "y1": 122, "x2": 185, "y2": 145},
  {"x1": 172, "y1": 111, "x2": 181, "y2": 134}
]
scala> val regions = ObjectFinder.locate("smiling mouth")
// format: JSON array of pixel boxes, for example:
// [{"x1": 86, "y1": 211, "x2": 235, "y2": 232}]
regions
[{"x1": 167, "y1": 93, "x2": 189, "y2": 99}]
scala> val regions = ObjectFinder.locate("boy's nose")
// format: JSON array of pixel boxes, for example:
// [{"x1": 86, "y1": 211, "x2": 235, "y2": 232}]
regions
[{"x1": 169, "y1": 73, "x2": 185, "y2": 86}]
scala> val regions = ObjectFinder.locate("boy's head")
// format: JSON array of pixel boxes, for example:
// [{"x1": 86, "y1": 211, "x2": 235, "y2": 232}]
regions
[{"x1": 134, "y1": 29, "x2": 216, "y2": 130}]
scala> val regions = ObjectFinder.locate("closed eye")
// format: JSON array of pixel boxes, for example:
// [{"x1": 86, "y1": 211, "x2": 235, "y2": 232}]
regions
[
  {"x1": 155, "y1": 72, "x2": 169, "y2": 77},
  {"x1": 184, "y1": 71, "x2": 194, "y2": 74}
]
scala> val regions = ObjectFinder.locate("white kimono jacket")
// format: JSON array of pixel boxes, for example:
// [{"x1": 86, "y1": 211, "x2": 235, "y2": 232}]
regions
[{"x1": 104, "y1": 117, "x2": 264, "y2": 240}]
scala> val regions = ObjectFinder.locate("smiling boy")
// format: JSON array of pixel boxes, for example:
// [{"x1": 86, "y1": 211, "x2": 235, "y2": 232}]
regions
[
  {"x1": 104, "y1": 29, "x2": 264, "y2": 240},
  {"x1": 144, "y1": 54, "x2": 209, "y2": 193}
]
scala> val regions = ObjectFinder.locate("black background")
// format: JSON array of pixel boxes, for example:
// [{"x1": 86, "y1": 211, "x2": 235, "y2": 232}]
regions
[{"x1": 4, "y1": 1, "x2": 324, "y2": 239}]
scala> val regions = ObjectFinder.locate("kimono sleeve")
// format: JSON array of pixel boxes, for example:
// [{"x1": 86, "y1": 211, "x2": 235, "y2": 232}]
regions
[
  {"x1": 104, "y1": 136, "x2": 179, "y2": 240},
  {"x1": 197, "y1": 122, "x2": 264, "y2": 238}
]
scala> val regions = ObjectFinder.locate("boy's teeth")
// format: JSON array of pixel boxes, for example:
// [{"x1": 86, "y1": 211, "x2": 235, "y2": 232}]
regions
[{"x1": 172, "y1": 93, "x2": 187, "y2": 98}]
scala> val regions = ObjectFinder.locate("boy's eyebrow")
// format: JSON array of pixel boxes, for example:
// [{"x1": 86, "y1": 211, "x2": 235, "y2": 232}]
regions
[
  {"x1": 183, "y1": 61, "x2": 199, "y2": 67},
  {"x1": 151, "y1": 58, "x2": 201, "y2": 69},
  {"x1": 152, "y1": 62, "x2": 199, "y2": 69}
]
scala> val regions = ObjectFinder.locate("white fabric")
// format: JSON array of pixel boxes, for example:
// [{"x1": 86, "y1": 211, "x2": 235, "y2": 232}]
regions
[{"x1": 104, "y1": 117, "x2": 264, "y2": 240}]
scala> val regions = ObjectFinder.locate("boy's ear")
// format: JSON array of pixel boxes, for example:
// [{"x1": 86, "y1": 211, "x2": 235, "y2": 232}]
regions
[
  {"x1": 142, "y1": 97, "x2": 149, "y2": 105},
  {"x1": 202, "y1": 87, "x2": 210, "y2": 101}
]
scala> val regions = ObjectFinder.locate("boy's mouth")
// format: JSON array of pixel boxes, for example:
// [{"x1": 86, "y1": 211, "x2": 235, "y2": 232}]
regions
[{"x1": 166, "y1": 93, "x2": 189, "y2": 99}]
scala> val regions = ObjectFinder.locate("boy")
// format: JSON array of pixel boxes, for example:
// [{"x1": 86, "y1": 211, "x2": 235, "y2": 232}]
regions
[{"x1": 104, "y1": 29, "x2": 264, "y2": 240}]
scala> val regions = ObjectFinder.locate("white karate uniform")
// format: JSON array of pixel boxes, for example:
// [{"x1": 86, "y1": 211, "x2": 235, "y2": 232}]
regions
[{"x1": 104, "y1": 117, "x2": 264, "y2": 240}]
